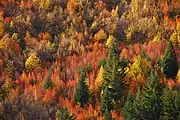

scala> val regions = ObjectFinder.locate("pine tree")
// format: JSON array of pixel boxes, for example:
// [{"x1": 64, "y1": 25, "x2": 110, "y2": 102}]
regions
[
  {"x1": 138, "y1": 71, "x2": 164, "y2": 119},
  {"x1": 122, "y1": 92, "x2": 136, "y2": 120},
  {"x1": 95, "y1": 65, "x2": 105, "y2": 89},
  {"x1": 162, "y1": 40, "x2": 178, "y2": 78},
  {"x1": 160, "y1": 87, "x2": 180, "y2": 120},
  {"x1": 100, "y1": 87, "x2": 114, "y2": 115},
  {"x1": 104, "y1": 108, "x2": 113, "y2": 120},
  {"x1": 122, "y1": 71, "x2": 165, "y2": 120},
  {"x1": 74, "y1": 69, "x2": 89, "y2": 107},
  {"x1": 58, "y1": 107, "x2": 76, "y2": 120},
  {"x1": 103, "y1": 44, "x2": 127, "y2": 101},
  {"x1": 43, "y1": 65, "x2": 53, "y2": 90}
]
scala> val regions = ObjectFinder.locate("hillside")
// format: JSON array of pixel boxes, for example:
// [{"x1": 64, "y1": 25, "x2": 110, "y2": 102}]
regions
[{"x1": 0, "y1": 0, "x2": 180, "y2": 120}]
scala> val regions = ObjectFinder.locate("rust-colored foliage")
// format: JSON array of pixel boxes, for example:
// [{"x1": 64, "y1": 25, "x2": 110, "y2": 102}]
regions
[{"x1": 0, "y1": 0, "x2": 179, "y2": 119}]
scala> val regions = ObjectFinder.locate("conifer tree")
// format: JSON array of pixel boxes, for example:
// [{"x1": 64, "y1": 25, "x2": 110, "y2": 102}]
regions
[
  {"x1": 103, "y1": 44, "x2": 127, "y2": 101},
  {"x1": 122, "y1": 92, "x2": 136, "y2": 120},
  {"x1": 138, "y1": 71, "x2": 164, "y2": 120},
  {"x1": 43, "y1": 65, "x2": 53, "y2": 90},
  {"x1": 74, "y1": 69, "x2": 89, "y2": 107},
  {"x1": 104, "y1": 108, "x2": 113, "y2": 120},
  {"x1": 162, "y1": 40, "x2": 178, "y2": 78},
  {"x1": 160, "y1": 87, "x2": 180, "y2": 120},
  {"x1": 58, "y1": 107, "x2": 76, "y2": 120},
  {"x1": 123, "y1": 71, "x2": 165, "y2": 120},
  {"x1": 95, "y1": 65, "x2": 105, "y2": 89},
  {"x1": 100, "y1": 87, "x2": 114, "y2": 115}
]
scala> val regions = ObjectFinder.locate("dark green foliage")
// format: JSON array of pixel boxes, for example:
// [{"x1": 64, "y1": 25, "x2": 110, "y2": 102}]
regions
[
  {"x1": 104, "y1": 108, "x2": 113, "y2": 120},
  {"x1": 162, "y1": 40, "x2": 178, "y2": 78},
  {"x1": 43, "y1": 65, "x2": 53, "y2": 90},
  {"x1": 58, "y1": 107, "x2": 75, "y2": 120},
  {"x1": 99, "y1": 59, "x2": 106, "y2": 67},
  {"x1": 122, "y1": 92, "x2": 136, "y2": 120},
  {"x1": 160, "y1": 87, "x2": 180, "y2": 120},
  {"x1": 0, "y1": 112, "x2": 7, "y2": 120},
  {"x1": 137, "y1": 71, "x2": 164, "y2": 120},
  {"x1": 140, "y1": 50, "x2": 151, "y2": 61},
  {"x1": 122, "y1": 71, "x2": 164, "y2": 120},
  {"x1": 74, "y1": 69, "x2": 89, "y2": 107},
  {"x1": 103, "y1": 44, "x2": 127, "y2": 101},
  {"x1": 100, "y1": 87, "x2": 114, "y2": 115},
  {"x1": 0, "y1": 89, "x2": 6, "y2": 101},
  {"x1": 18, "y1": 38, "x2": 26, "y2": 51},
  {"x1": 84, "y1": 63, "x2": 92, "y2": 73}
]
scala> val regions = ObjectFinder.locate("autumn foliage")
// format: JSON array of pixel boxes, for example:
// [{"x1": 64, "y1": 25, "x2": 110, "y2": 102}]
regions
[{"x1": 0, "y1": 0, "x2": 179, "y2": 120}]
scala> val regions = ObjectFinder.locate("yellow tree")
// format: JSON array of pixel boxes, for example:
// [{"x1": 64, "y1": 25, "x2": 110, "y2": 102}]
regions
[
  {"x1": 40, "y1": 0, "x2": 51, "y2": 9},
  {"x1": 0, "y1": 17, "x2": 4, "y2": 37},
  {"x1": 106, "y1": 35, "x2": 115, "y2": 48},
  {"x1": 25, "y1": 53, "x2": 41, "y2": 72},
  {"x1": 95, "y1": 66, "x2": 105, "y2": 90},
  {"x1": 125, "y1": 55, "x2": 151, "y2": 85},
  {"x1": 94, "y1": 29, "x2": 107, "y2": 42}
]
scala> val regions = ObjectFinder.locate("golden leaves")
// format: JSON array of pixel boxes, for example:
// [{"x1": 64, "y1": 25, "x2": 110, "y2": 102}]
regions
[
  {"x1": 95, "y1": 66, "x2": 104, "y2": 89},
  {"x1": 94, "y1": 29, "x2": 107, "y2": 42},
  {"x1": 0, "y1": 18, "x2": 4, "y2": 37},
  {"x1": 125, "y1": 55, "x2": 151, "y2": 84},
  {"x1": 106, "y1": 35, "x2": 115, "y2": 48},
  {"x1": 25, "y1": 53, "x2": 41, "y2": 72}
]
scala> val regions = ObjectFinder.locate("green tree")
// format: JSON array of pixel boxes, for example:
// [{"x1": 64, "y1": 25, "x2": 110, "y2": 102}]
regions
[
  {"x1": 162, "y1": 40, "x2": 178, "y2": 78},
  {"x1": 74, "y1": 69, "x2": 89, "y2": 107},
  {"x1": 138, "y1": 71, "x2": 164, "y2": 120},
  {"x1": 43, "y1": 65, "x2": 53, "y2": 90},
  {"x1": 122, "y1": 92, "x2": 136, "y2": 120},
  {"x1": 58, "y1": 107, "x2": 75, "y2": 120},
  {"x1": 103, "y1": 44, "x2": 127, "y2": 102},
  {"x1": 160, "y1": 87, "x2": 180, "y2": 120},
  {"x1": 100, "y1": 87, "x2": 114, "y2": 115},
  {"x1": 122, "y1": 71, "x2": 164, "y2": 120},
  {"x1": 104, "y1": 108, "x2": 113, "y2": 120}
]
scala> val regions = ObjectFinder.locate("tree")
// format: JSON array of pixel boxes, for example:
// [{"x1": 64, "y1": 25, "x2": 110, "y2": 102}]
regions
[
  {"x1": 162, "y1": 40, "x2": 178, "y2": 78},
  {"x1": 122, "y1": 92, "x2": 136, "y2": 120},
  {"x1": 100, "y1": 87, "x2": 114, "y2": 115},
  {"x1": 0, "y1": 17, "x2": 4, "y2": 37},
  {"x1": 74, "y1": 69, "x2": 89, "y2": 107},
  {"x1": 160, "y1": 87, "x2": 180, "y2": 120},
  {"x1": 125, "y1": 55, "x2": 151, "y2": 85},
  {"x1": 123, "y1": 71, "x2": 165, "y2": 120},
  {"x1": 43, "y1": 65, "x2": 53, "y2": 90},
  {"x1": 95, "y1": 65, "x2": 105, "y2": 89},
  {"x1": 57, "y1": 107, "x2": 76, "y2": 120},
  {"x1": 25, "y1": 53, "x2": 41, "y2": 72},
  {"x1": 138, "y1": 71, "x2": 164, "y2": 120},
  {"x1": 103, "y1": 44, "x2": 127, "y2": 102},
  {"x1": 104, "y1": 108, "x2": 113, "y2": 120}
]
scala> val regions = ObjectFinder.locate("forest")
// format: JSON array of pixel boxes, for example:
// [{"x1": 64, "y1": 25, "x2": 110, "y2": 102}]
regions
[{"x1": 0, "y1": 0, "x2": 180, "y2": 120}]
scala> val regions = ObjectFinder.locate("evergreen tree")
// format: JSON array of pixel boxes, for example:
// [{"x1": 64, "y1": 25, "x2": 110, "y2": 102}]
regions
[
  {"x1": 138, "y1": 71, "x2": 164, "y2": 120},
  {"x1": 104, "y1": 108, "x2": 113, "y2": 120},
  {"x1": 160, "y1": 87, "x2": 180, "y2": 120},
  {"x1": 162, "y1": 40, "x2": 178, "y2": 78},
  {"x1": 74, "y1": 69, "x2": 89, "y2": 107},
  {"x1": 100, "y1": 87, "x2": 114, "y2": 115},
  {"x1": 58, "y1": 107, "x2": 76, "y2": 120},
  {"x1": 122, "y1": 71, "x2": 164, "y2": 120},
  {"x1": 122, "y1": 92, "x2": 136, "y2": 120},
  {"x1": 43, "y1": 65, "x2": 53, "y2": 90},
  {"x1": 103, "y1": 44, "x2": 127, "y2": 101}
]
